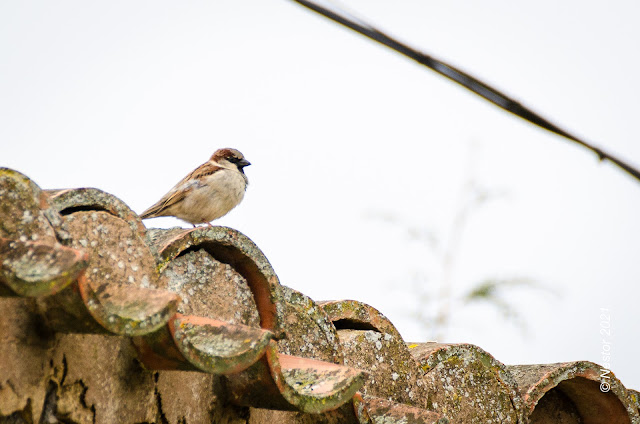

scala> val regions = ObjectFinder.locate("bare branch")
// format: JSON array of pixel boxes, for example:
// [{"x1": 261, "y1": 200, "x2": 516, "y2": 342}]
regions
[{"x1": 289, "y1": 0, "x2": 640, "y2": 183}]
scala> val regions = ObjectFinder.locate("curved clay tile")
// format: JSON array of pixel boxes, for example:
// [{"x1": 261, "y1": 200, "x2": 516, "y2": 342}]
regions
[
  {"x1": 321, "y1": 300, "x2": 427, "y2": 406},
  {"x1": 0, "y1": 168, "x2": 59, "y2": 244},
  {"x1": 77, "y1": 275, "x2": 179, "y2": 336},
  {"x1": 134, "y1": 227, "x2": 275, "y2": 374},
  {"x1": 277, "y1": 286, "x2": 343, "y2": 364},
  {"x1": 147, "y1": 226, "x2": 284, "y2": 338},
  {"x1": 47, "y1": 187, "x2": 147, "y2": 237},
  {"x1": 507, "y1": 362, "x2": 640, "y2": 423},
  {"x1": 168, "y1": 314, "x2": 273, "y2": 374},
  {"x1": 38, "y1": 188, "x2": 179, "y2": 336},
  {"x1": 0, "y1": 170, "x2": 87, "y2": 296},
  {"x1": 269, "y1": 346, "x2": 366, "y2": 413},
  {"x1": 226, "y1": 340, "x2": 367, "y2": 414},
  {"x1": 409, "y1": 342, "x2": 523, "y2": 423},
  {"x1": 354, "y1": 394, "x2": 449, "y2": 424},
  {"x1": 149, "y1": 230, "x2": 261, "y2": 326},
  {"x1": 142, "y1": 226, "x2": 367, "y2": 412},
  {"x1": 320, "y1": 299, "x2": 403, "y2": 340},
  {"x1": 0, "y1": 238, "x2": 88, "y2": 297}
]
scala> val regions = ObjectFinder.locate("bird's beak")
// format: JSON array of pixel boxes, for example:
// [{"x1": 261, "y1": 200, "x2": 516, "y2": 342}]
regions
[{"x1": 238, "y1": 159, "x2": 251, "y2": 167}]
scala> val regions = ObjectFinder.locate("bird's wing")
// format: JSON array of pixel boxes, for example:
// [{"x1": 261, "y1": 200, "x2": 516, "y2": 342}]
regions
[{"x1": 140, "y1": 161, "x2": 224, "y2": 219}]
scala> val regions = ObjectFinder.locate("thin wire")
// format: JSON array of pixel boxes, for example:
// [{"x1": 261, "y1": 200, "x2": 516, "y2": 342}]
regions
[{"x1": 290, "y1": 0, "x2": 640, "y2": 183}]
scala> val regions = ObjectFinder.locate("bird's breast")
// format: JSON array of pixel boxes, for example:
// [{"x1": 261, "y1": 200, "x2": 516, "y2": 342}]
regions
[{"x1": 175, "y1": 169, "x2": 247, "y2": 223}]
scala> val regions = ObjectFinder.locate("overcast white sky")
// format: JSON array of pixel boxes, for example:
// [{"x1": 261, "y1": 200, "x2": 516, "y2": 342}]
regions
[{"x1": 2, "y1": 1, "x2": 639, "y2": 390}]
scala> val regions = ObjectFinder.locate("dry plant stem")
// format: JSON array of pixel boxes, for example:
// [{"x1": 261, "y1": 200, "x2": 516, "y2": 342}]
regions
[
  {"x1": 290, "y1": 0, "x2": 640, "y2": 183},
  {"x1": 433, "y1": 184, "x2": 482, "y2": 340}
]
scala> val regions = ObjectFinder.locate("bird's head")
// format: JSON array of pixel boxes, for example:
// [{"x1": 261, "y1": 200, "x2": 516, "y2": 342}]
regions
[{"x1": 211, "y1": 148, "x2": 251, "y2": 172}]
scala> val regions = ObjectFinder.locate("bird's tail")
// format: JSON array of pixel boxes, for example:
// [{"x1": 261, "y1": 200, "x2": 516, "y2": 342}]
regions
[{"x1": 140, "y1": 202, "x2": 164, "y2": 220}]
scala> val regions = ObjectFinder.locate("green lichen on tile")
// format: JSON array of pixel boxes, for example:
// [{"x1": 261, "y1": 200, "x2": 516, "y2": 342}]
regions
[
  {"x1": 172, "y1": 318, "x2": 272, "y2": 374},
  {"x1": 417, "y1": 344, "x2": 522, "y2": 423},
  {"x1": 82, "y1": 282, "x2": 179, "y2": 336},
  {"x1": 0, "y1": 168, "x2": 58, "y2": 244},
  {"x1": 145, "y1": 227, "x2": 187, "y2": 266},
  {"x1": 320, "y1": 300, "x2": 403, "y2": 340},
  {"x1": 0, "y1": 239, "x2": 87, "y2": 297},
  {"x1": 337, "y1": 329, "x2": 426, "y2": 407},
  {"x1": 631, "y1": 389, "x2": 640, "y2": 408},
  {"x1": 281, "y1": 365, "x2": 365, "y2": 414},
  {"x1": 62, "y1": 211, "x2": 158, "y2": 292},
  {"x1": 277, "y1": 286, "x2": 343, "y2": 365},
  {"x1": 47, "y1": 187, "x2": 146, "y2": 237},
  {"x1": 148, "y1": 226, "x2": 285, "y2": 337},
  {"x1": 507, "y1": 362, "x2": 640, "y2": 423},
  {"x1": 363, "y1": 396, "x2": 449, "y2": 424},
  {"x1": 160, "y1": 248, "x2": 260, "y2": 326}
]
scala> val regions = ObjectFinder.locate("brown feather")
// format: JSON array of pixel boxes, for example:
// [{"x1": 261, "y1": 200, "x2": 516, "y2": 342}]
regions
[
  {"x1": 140, "y1": 161, "x2": 224, "y2": 219},
  {"x1": 210, "y1": 148, "x2": 242, "y2": 163}
]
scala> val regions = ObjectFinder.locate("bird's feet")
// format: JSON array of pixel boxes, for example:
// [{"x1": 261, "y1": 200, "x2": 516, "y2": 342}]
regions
[{"x1": 192, "y1": 222, "x2": 214, "y2": 228}]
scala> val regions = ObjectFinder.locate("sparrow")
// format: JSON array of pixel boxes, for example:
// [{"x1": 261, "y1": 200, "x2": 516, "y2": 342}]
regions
[{"x1": 140, "y1": 148, "x2": 250, "y2": 226}]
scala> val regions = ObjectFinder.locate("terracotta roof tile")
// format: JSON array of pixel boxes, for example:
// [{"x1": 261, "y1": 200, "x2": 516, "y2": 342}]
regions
[
  {"x1": 631, "y1": 389, "x2": 640, "y2": 415},
  {"x1": 409, "y1": 342, "x2": 522, "y2": 422},
  {"x1": 0, "y1": 238, "x2": 87, "y2": 297},
  {"x1": 1, "y1": 166, "x2": 638, "y2": 423},
  {"x1": 148, "y1": 226, "x2": 285, "y2": 337},
  {"x1": 358, "y1": 395, "x2": 448, "y2": 424},
  {"x1": 508, "y1": 362, "x2": 640, "y2": 423},
  {"x1": 169, "y1": 315, "x2": 273, "y2": 374},
  {"x1": 278, "y1": 287, "x2": 344, "y2": 364}
]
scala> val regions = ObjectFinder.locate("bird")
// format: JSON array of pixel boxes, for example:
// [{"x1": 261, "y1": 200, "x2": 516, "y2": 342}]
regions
[{"x1": 140, "y1": 148, "x2": 251, "y2": 227}]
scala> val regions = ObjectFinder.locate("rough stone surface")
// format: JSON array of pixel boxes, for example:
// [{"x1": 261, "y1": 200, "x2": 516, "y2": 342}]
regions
[
  {"x1": 363, "y1": 396, "x2": 449, "y2": 424},
  {"x1": 337, "y1": 329, "x2": 426, "y2": 407},
  {"x1": 1, "y1": 296, "x2": 233, "y2": 424},
  {"x1": 410, "y1": 342, "x2": 522, "y2": 423},
  {"x1": 0, "y1": 168, "x2": 58, "y2": 245},
  {"x1": 36, "y1": 279, "x2": 109, "y2": 334},
  {"x1": 248, "y1": 405, "x2": 359, "y2": 424},
  {"x1": 150, "y1": 226, "x2": 286, "y2": 337},
  {"x1": 226, "y1": 341, "x2": 366, "y2": 415},
  {"x1": 132, "y1": 323, "x2": 198, "y2": 371},
  {"x1": 62, "y1": 210, "x2": 157, "y2": 291},
  {"x1": 528, "y1": 388, "x2": 582, "y2": 424},
  {"x1": 48, "y1": 209, "x2": 179, "y2": 336},
  {"x1": 272, "y1": 349, "x2": 367, "y2": 414},
  {"x1": 51, "y1": 334, "x2": 158, "y2": 423},
  {"x1": 170, "y1": 315, "x2": 272, "y2": 374},
  {"x1": 47, "y1": 187, "x2": 147, "y2": 241},
  {"x1": 508, "y1": 362, "x2": 640, "y2": 424},
  {"x1": 320, "y1": 300, "x2": 403, "y2": 340},
  {"x1": 226, "y1": 352, "x2": 294, "y2": 412},
  {"x1": 631, "y1": 390, "x2": 640, "y2": 415},
  {"x1": 0, "y1": 238, "x2": 87, "y2": 297},
  {"x1": 0, "y1": 297, "x2": 52, "y2": 422},
  {"x1": 278, "y1": 286, "x2": 343, "y2": 364},
  {"x1": 159, "y1": 248, "x2": 260, "y2": 327},
  {"x1": 155, "y1": 371, "x2": 247, "y2": 424},
  {"x1": 79, "y1": 280, "x2": 179, "y2": 336},
  {"x1": 146, "y1": 227, "x2": 189, "y2": 262}
]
